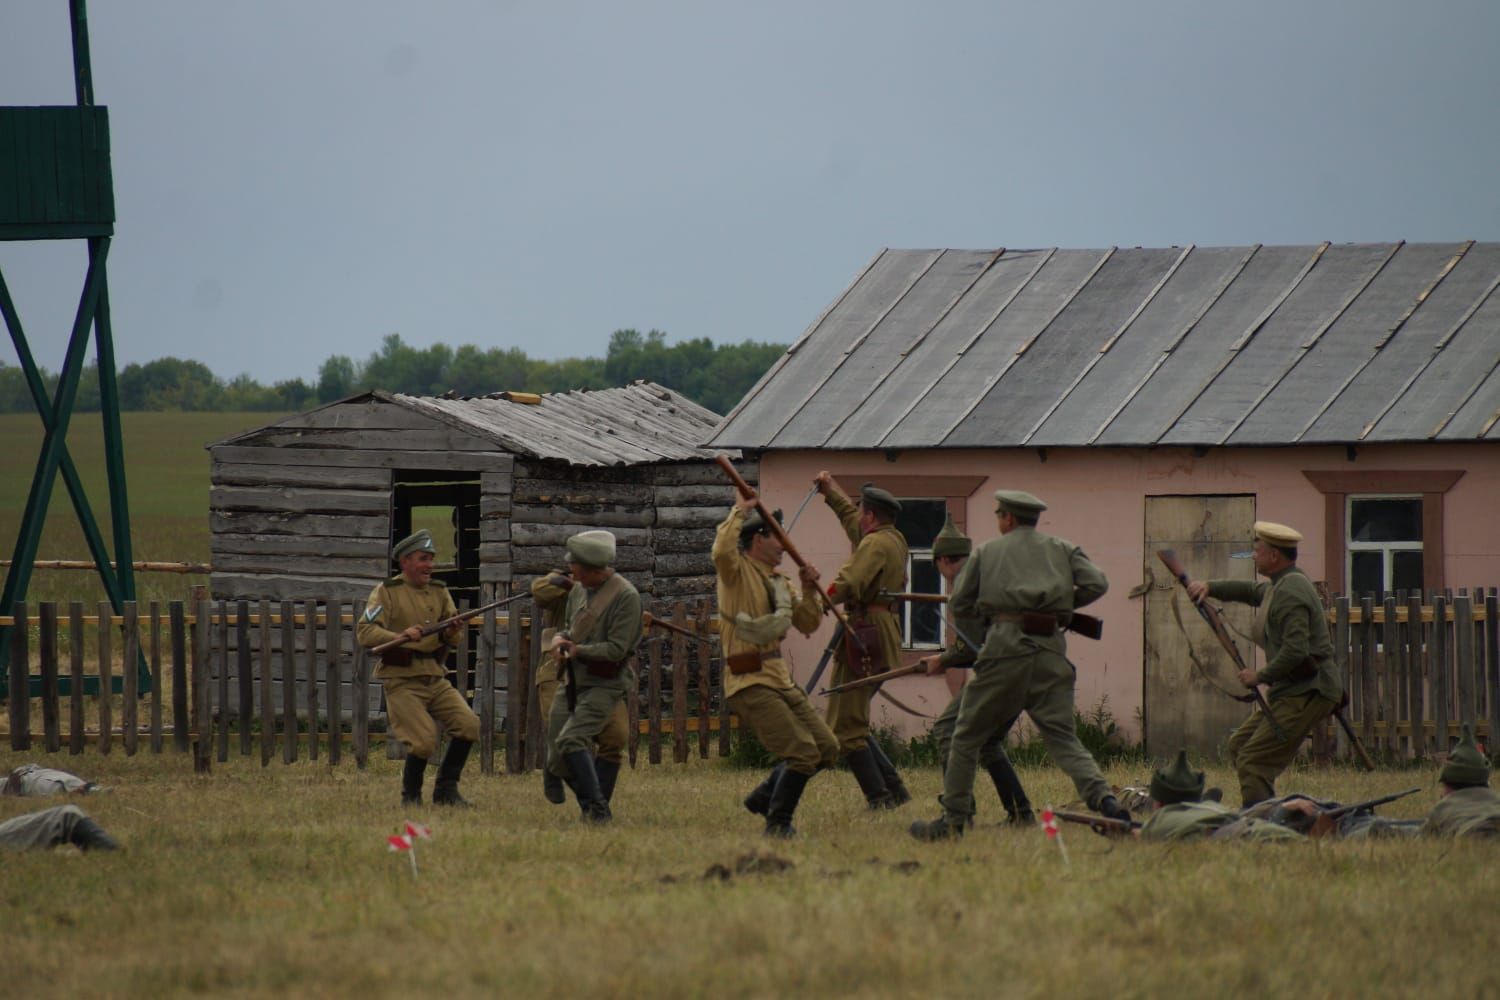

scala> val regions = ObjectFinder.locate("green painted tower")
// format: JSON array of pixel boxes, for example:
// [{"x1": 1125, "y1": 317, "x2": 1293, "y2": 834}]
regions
[{"x1": 0, "y1": 1, "x2": 143, "y2": 696}]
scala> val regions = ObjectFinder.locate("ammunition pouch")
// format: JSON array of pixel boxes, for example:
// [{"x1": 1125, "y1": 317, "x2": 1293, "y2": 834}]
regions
[
  {"x1": 727, "y1": 648, "x2": 782, "y2": 676},
  {"x1": 583, "y1": 657, "x2": 626, "y2": 680},
  {"x1": 842, "y1": 617, "x2": 882, "y2": 679}
]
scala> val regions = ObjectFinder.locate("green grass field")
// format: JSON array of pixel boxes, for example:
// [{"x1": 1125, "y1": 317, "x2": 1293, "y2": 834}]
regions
[
  {"x1": 2, "y1": 751, "x2": 1495, "y2": 998},
  {"x1": 0, "y1": 411, "x2": 285, "y2": 607}
]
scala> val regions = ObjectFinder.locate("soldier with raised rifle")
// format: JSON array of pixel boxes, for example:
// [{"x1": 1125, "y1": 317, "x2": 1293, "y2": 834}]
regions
[
  {"x1": 544, "y1": 530, "x2": 643, "y2": 824},
  {"x1": 814, "y1": 471, "x2": 913, "y2": 809},
  {"x1": 1185, "y1": 521, "x2": 1342, "y2": 807},
  {"x1": 357, "y1": 529, "x2": 480, "y2": 807},
  {"x1": 911, "y1": 490, "x2": 1129, "y2": 841},
  {"x1": 917, "y1": 514, "x2": 1035, "y2": 826},
  {"x1": 531, "y1": 568, "x2": 630, "y2": 808},
  {"x1": 714, "y1": 497, "x2": 837, "y2": 837}
]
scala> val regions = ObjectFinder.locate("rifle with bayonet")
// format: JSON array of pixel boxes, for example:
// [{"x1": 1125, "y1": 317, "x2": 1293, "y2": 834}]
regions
[
  {"x1": 882, "y1": 592, "x2": 1105, "y2": 641},
  {"x1": 370, "y1": 590, "x2": 530, "y2": 656},
  {"x1": 820, "y1": 662, "x2": 924, "y2": 695},
  {"x1": 642, "y1": 610, "x2": 718, "y2": 647},
  {"x1": 1307, "y1": 786, "x2": 1423, "y2": 838},
  {"x1": 1054, "y1": 809, "x2": 1141, "y2": 837}
]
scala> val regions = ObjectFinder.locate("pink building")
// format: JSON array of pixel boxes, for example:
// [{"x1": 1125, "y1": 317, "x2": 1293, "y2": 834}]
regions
[{"x1": 707, "y1": 244, "x2": 1500, "y2": 755}]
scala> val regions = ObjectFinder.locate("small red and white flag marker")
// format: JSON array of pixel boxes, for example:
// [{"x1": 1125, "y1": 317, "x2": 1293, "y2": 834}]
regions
[
  {"x1": 388, "y1": 821, "x2": 433, "y2": 878},
  {"x1": 1040, "y1": 807, "x2": 1070, "y2": 868}
]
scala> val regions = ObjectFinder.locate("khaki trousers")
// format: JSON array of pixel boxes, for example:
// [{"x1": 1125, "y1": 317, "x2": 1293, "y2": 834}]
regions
[
  {"x1": 729, "y1": 683, "x2": 839, "y2": 775},
  {"x1": 931, "y1": 692, "x2": 1012, "y2": 772},
  {"x1": 384, "y1": 675, "x2": 480, "y2": 761},
  {"x1": 1227, "y1": 691, "x2": 1339, "y2": 806},
  {"x1": 825, "y1": 659, "x2": 877, "y2": 754},
  {"x1": 942, "y1": 650, "x2": 1110, "y2": 820}
]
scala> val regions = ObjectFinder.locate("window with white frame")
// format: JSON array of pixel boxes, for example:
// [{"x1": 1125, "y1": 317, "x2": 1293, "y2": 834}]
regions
[
  {"x1": 1347, "y1": 495, "x2": 1423, "y2": 599},
  {"x1": 892, "y1": 498, "x2": 949, "y2": 649}
]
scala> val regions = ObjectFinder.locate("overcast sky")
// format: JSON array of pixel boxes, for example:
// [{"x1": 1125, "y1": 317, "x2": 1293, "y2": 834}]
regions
[{"x1": 2, "y1": 1, "x2": 1498, "y2": 384}]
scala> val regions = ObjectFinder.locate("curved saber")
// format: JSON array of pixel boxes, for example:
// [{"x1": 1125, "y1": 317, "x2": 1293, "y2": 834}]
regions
[{"x1": 784, "y1": 484, "x2": 821, "y2": 533}]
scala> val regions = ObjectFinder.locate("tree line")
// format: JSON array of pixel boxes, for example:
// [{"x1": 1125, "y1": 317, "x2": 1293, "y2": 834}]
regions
[{"x1": 0, "y1": 330, "x2": 785, "y2": 418}]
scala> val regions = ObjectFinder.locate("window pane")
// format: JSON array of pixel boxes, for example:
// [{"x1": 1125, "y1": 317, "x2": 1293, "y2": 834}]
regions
[
  {"x1": 1349, "y1": 550, "x2": 1384, "y2": 598},
  {"x1": 1392, "y1": 549, "x2": 1424, "y2": 596},
  {"x1": 907, "y1": 557, "x2": 942, "y2": 646},
  {"x1": 894, "y1": 499, "x2": 949, "y2": 549},
  {"x1": 1349, "y1": 498, "x2": 1422, "y2": 542}
]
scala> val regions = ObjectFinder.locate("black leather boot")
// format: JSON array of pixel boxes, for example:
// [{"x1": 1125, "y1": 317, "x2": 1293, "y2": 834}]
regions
[
  {"x1": 543, "y1": 768, "x2": 566, "y2": 805},
  {"x1": 596, "y1": 759, "x2": 621, "y2": 804},
  {"x1": 744, "y1": 763, "x2": 785, "y2": 816},
  {"x1": 432, "y1": 739, "x2": 474, "y2": 807},
  {"x1": 564, "y1": 749, "x2": 611, "y2": 824},
  {"x1": 845, "y1": 746, "x2": 893, "y2": 809},
  {"x1": 909, "y1": 812, "x2": 970, "y2": 842},
  {"x1": 402, "y1": 754, "x2": 427, "y2": 806},
  {"x1": 68, "y1": 814, "x2": 120, "y2": 851},
  {"x1": 986, "y1": 756, "x2": 1034, "y2": 824},
  {"x1": 869, "y1": 740, "x2": 911, "y2": 807},
  {"x1": 765, "y1": 768, "x2": 812, "y2": 838}
]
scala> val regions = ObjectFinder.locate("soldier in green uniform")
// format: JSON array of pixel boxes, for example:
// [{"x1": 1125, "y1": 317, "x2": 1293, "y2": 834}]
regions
[
  {"x1": 0, "y1": 804, "x2": 118, "y2": 851},
  {"x1": 357, "y1": 530, "x2": 480, "y2": 807},
  {"x1": 911, "y1": 490, "x2": 1129, "y2": 841},
  {"x1": 1422, "y1": 727, "x2": 1500, "y2": 838},
  {"x1": 1137, "y1": 752, "x2": 1303, "y2": 842},
  {"x1": 545, "y1": 530, "x2": 643, "y2": 824},
  {"x1": 531, "y1": 569, "x2": 630, "y2": 807},
  {"x1": 815, "y1": 471, "x2": 912, "y2": 809},
  {"x1": 1186, "y1": 521, "x2": 1342, "y2": 807},
  {"x1": 917, "y1": 515, "x2": 1034, "y2": 825},
  {"x1": 714, "y1": 498, "x2": 838, "y2": 836}
]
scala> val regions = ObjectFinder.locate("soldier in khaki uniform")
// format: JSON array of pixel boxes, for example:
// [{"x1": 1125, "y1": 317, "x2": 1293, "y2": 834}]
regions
[
  {"x1": 714, "y1": 498, "x2": 838, "y2": 837},
  {"x1": 1423, "y1": 727, "x2": 1500, "y2": 838},
  {"x1": 531, "y1": 569, "x2": 630, "y2": 807},
  {"x1": 356, "y1": 529, "x2": 480, "y2": 807},
  {"x1": 815, "y1": 471, "x2": 912, "y2": 809},
  {"x1": 1186, "y1": 521, "x2": 1342, "y2": 807},
  {"x1": 912, "y1": 490, "x2": 1129, "y2": 841},
  {"x1": 917, "y1": 515, "x2": 1034, "y2": 825},
  {"x1": 545, "y1": 530, "x2": 643, "y2": 824}
]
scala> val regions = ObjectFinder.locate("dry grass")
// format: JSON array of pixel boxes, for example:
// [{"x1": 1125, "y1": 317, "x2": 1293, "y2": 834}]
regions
[{"x1": 1, "y1": 752, "x2": 1494, "y2": 999}]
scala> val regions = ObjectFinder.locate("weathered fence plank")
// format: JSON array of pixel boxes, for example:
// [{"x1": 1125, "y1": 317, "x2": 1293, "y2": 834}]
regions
[
  {"x1": 477, "y1": 590, "x2": 495, "y2": 775},
  {"x1": 672, "y1": 602, "x2": 688, "y2": 764},
  {"x1": 216, "y1": 600, "x2": 230, "y2": 763},
  {"x1": 171, "y1": 602, "x2": 189, "y2": 753},
  {"x1": 1455, "y1": 595, "x2": 1476, "y2": 731},
  {"x1": 1432, "y1": 595, "x2": 1449, "y2": 751},
  {"x1": 149, "y1": 602, "x2": 163, "y2": 753},
  {"x1": 648, "y1": 628, "x2": 663, "y2": 765},
  {"x1": 1381, "y1": 596, "x2": 1398, "y2": 758},
  {"x1": 258, "y1": 599, "x2": 274, "y2": 766},
  {"x1": 327, "y1": 597, "x2": 343, "y2": 766},
  {"x1": 122, "y1": 601, "x2": 139, "y2": 756},
  {"x1": 697, "y1": 600, "x2": 711, "y2": 760},
  {"x1": 39, "y1": 603, "x2": 59, "y2": 752},
  {"x1": 353, "y1": 600, "x2": 370, "y2": 769},
  {"x1": 97, "y1": 602, "x2": 112, "y2": 756},
  {"x1": 1406, "y1": 594, "x2": 1424, "y2": 758},
  {"x1": 192, "y1": 599, "x2": 212, "y2": 772},
  {"x1": 305, "y1": 599, "x2": 320, "y2": 761},
  {"x1": 504, "y1": 595, "x2": 524, "y2": 774},
  {"x1": 236, "y1": 600, "x2": 252, "y2": 755},
  {"x1": 280, "y1": 601, "x2": 296, "y2": 764},
  {"x1": 1359, "y1": 596, "x2": 1375, "y2": 755}
]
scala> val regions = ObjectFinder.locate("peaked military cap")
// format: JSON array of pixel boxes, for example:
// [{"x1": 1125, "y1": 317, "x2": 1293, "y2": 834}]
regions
[
  {"x1": 740, "y1": 507, "x2": 784, "y2": 543},
  {"x1": 566, "y1": 529, "x2": 617, "y2": 568},
  {"x1": 931, "y1": 513, "x2": 971, "y2": 558},
  {"x1": 392, "y1": 529, "x2": 437, "y2": 562},
  {"x1": 1440, "y1": 726, "x2": 1491, "y2": 788},
  {"x1": 1253, "y1": 521, "x2": 1303, "y2": 548},
  {"x1": 859, "y1": 484, "x2": 902, "y2": 517},
  {"x1": 1149, "y1": 749, "x2": 1206, "y2": 805},
  {"x1": 993, "y1": 490, "x2": 1047, "y2": 518}
]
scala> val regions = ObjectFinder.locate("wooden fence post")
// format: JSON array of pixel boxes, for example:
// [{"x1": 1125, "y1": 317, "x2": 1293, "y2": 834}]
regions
[
  {"x1": 97, "y1": 601, "x2": 112, "y2": 755},
  {"x1": 192, "y1": 598, "x2": 212, "y2": 773},
  {"x1": 170, "y1": 601, "x2": 189, "y2": 753},
  {"x1": 1358, "y1": 596, "x2": 1375, "y2": 757},
  {"x1": 327, "y1": 597, "x2": 343, "y2": 766},
  {"x1": 258, "y1": 599, "x2": 274, "y2": 766},
  {"x1": 122, "y1": 601, "x2": 139, "y2": 756},
  {"x1": 672, "y1": 601, "x2": 688, "y2": 764},
  {"x1": 476, "y1": 588, "x2": 495, "y2": 776},
  {"x1": 305, "y1": 598, "x2": 320, "y2": 762},
  {"x1": 1455, "y1": 595, "x2": 1476, "y2": 733},
  {"x1": 1432, "y1": 595, "x2": 1449, "y2": 751},
  {"x1": 697, "y1": 600, "x2": 711, "y2": 760},
  {"x1": 280, "y1": 601, "x2": 297, "y2": 764},
  {"x1": 1381, "y1": 596, "x2": 1398, "y2": 758},
  {"x1": 1406, "y1": 594, "x2": 1425, "y2": 758},
  {"x1": 71, "y1": 602, "x2": 87, "y2": 755},
  {"x1": 236, "y1": 600, "x2": 252, "y2": 757},
  {"x1": 648, "y1": 619, "x2": 663, "y2": 765},
  {"x1": 353, "y1": 601, "x2": 369, "y2": 769},
  {"x1": 505, "y1": 596, "x2": 524, "y2": 775},
  {"x1": 216, "y1": 599, "x2": 230, "y2": 763},
  {"x1": 39, "y1": 603, "x2": 59, "y2": 752},
  {"x1": 149, "y1": 602, "x2": 163, "y2": 753}
]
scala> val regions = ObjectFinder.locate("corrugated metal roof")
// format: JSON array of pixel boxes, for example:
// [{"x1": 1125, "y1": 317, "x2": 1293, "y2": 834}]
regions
[
  {"x1": 220, "y1": 382, "x2": 736, "y2": 467},
  {"x1": 709, "y1": 243, "x2": 1500, "y2": 450}
]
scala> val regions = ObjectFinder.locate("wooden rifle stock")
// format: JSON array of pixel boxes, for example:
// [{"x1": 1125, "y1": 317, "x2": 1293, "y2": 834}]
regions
[
  {"x1": 820, "y1": 662, "x2": 923, "y2": 695},
  {"x1": 642, "y1": 611, "x2": 718, "y2": 647},
  {"x1": 714, "y1": 455, "x2": 852, "y2": 634},
  {"x1": 1054, "y1": 810, "x2": 1140, "y2": 836},
  {"x1": 370, "y1": 590, "x2": 529, "y2": 655},
  {"x1": 883, "y1": 593, "x2": 1104, "y2": 640}
]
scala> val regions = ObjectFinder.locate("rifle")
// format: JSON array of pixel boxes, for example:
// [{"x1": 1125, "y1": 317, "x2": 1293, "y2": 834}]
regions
[
  {"x1": 1155, "y1": 549, "x2": 1286, "y2": 742},
  {"x1": 883, "y1": 592, "x2": 1104, "y2": 641},
  {"x1": 642, "y1": 611, "x2": 718, "y2": 647},
  {"x1": 714, "y1": 456, "x2": 855, "y2": 637},
  {"x1": 1308, "y1": 786, "x2": 1422, "y2": 838},
  {"x1": 1054, "y1": 810, "x2": 1141, "y2": 837},
  {"x1": 369, "y1": 590, "x2": 529, "y2": 656},
  {"x1": 820, "y1": 662, "x2": 924, "y2": 695}
]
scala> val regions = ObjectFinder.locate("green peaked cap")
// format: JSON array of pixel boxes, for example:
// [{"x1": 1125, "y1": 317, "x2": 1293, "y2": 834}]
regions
[
  {"x1": 392, "y1": 529, "x2": 436, "y2": 562},
  {"x1": 1149, "y1": 749, "x2": 1206, "y2": 805},
  {"x1": 1440, "y1": 726, "x2": 1491, "y2": 788},
  {"x1": 931, "y1": 514, "x2": 971, "y2": 558}
]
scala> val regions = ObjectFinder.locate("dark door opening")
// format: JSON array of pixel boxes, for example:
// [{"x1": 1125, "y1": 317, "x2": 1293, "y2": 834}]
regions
[{"x1": 392, "y1": 471, "x2": 481, "y2": 691}]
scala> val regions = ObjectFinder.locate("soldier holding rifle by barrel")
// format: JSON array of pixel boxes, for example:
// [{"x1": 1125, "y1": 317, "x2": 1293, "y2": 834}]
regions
[{"x1": 356, "y1": 530, "x2": 481, "y2": 807}]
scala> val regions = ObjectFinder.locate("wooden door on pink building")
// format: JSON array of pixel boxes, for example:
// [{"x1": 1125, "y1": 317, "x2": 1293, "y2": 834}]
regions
[{"x1": 1143, "y1": 495, "x2": 1258, "y2": 757}]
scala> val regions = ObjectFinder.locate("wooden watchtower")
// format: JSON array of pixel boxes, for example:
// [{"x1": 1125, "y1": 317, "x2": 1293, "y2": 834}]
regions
[{"x1": 0, "y1": 1, "x2": 141, "y2": 696}]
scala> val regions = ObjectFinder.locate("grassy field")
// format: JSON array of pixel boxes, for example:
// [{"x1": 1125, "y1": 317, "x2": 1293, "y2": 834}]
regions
[
  {"x1": 0, "y1": 411, "x2": 285, "y2": 607},
  {"x1": 2, "y1": 751, "x2": 1494, "y2": 998}
]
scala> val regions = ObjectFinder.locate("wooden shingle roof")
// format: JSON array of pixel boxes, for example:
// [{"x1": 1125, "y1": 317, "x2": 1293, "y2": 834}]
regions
[{"x1": 708, "y1": 243, "x2": 1500, "y2": 450}]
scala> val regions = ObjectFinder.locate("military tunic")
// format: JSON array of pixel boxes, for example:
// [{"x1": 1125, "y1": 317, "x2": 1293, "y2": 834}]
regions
[
  {"x1": 1422, "y1": 786, "x2": 1500, "y2": 838},
  {"x1": 1208, "y1": 566, "x2": 1342, "y2": 806},
  {"x1": 357, "y1": 575, "x2": 479, "y2": 761},
  {"x1": 0, "y1": 804, "x2": 95, "y2": 851},
  {"x1": 1140, "y1": 800, "x2": 1239, "y2": 841},
  {"x1": 713, "y1": 506, "x2": 837, "y2": 775},
  {"x1": 823, "y1": 491, "x2": 908, "y2": 754},
  {"x1": 545, "y1": 572, "x2": 643, "y2": 777},
  {"x1": 532, "y1": 571, "x2": 629, "y2": 765},
  {"x1": 942, "y1": 525, "x2": 1113, "y2": 821}
]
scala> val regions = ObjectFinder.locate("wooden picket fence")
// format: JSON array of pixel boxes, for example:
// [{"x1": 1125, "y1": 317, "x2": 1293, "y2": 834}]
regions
[
  {"x1": 1321, "y1": 589, "x2": 1499, "y2": 762},
  {"x1": 2, "y1": 597, "x2": 733, "y2": 773}
]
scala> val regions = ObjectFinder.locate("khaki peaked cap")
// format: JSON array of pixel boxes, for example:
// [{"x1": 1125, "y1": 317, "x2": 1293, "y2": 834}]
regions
[
  {"x1": 566, "y1": 529, "x2": 617, "y2": 568},
  {"x1": 392, "y1": 529, "x2": 437, "y2": 562},
  {"x1": 1253, "y1": 521, "x2": 1303, "y2": 548},
  {"x1": 993, "y1": 490, "x2": 1046, "y2": 518}
]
